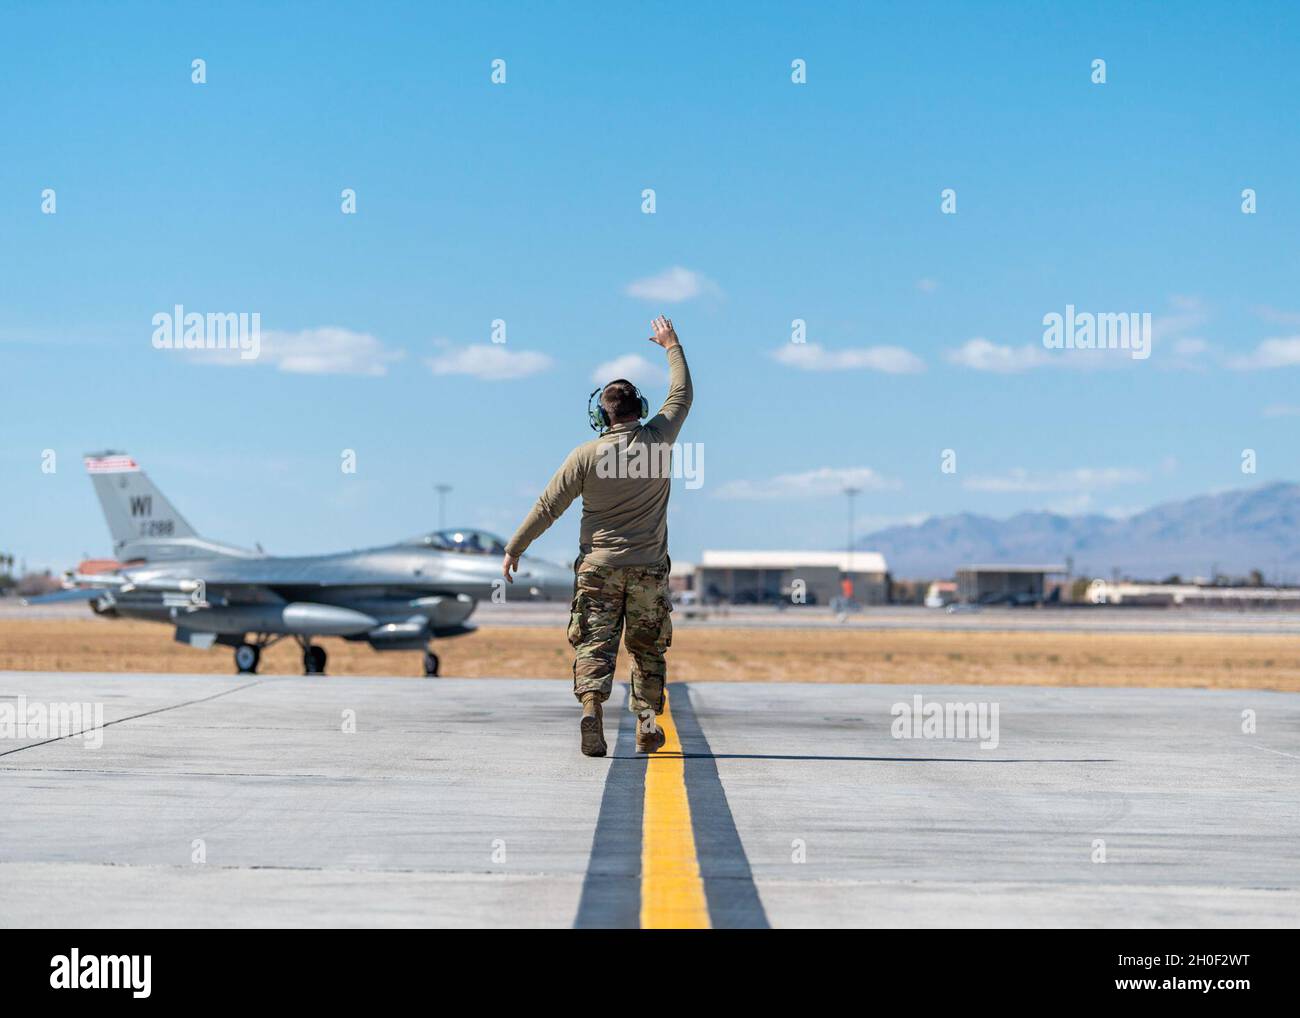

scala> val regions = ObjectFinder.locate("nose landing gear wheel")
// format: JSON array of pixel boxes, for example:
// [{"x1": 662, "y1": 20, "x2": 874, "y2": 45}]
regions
[
  {"x1": 423, "y1": 651, "x2": 440, "y2": 677},
  {"x1": 234, "y1": 643, "x2": 260, "y2": 674},
  {"x1": 303, "y1": 645, "x2": 327, "y2": 675}
]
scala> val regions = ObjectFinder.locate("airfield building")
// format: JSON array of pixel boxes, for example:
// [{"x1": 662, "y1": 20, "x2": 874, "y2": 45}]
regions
[
  {"x1": 697, "y1": 550, "x2": 889, "y2": 605},
  {"x1": 1087, "y1": 579, "x2": 1300, "y2": 608},
  {"x1": 955, "y1": 564, "x2": 1068, "y2": 605},
  {"x1": 668, "y1": 561, "x2": 696, "y2": 594}
]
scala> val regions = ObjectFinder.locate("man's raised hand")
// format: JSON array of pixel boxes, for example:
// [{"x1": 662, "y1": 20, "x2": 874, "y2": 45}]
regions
[{"x1": 647, "y1": 315, "x2": 679, "y2": 349}]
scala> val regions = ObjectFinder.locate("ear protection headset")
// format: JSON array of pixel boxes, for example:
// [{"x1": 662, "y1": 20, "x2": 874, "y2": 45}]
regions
[{"x1": 587, "y1": 378, "x2": 649, "y2": 432}]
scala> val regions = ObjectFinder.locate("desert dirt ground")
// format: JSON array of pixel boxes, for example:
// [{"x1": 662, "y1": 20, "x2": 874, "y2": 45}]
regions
[{"x1": 2, "y1": 617, "x2": 1299, "y2": 691}]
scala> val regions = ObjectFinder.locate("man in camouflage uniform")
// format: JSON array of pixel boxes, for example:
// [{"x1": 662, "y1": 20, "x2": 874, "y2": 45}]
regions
[{"x1": 503, "y1": 315, "x2": 693, "y2": 756}]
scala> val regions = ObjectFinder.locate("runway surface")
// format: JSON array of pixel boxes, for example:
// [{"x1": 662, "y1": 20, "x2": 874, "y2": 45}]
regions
[
  {"x1": 474, "y1": 603, "x2": 1300, "y2": 635},
  {"x1": 13, "y1": 597, "x2": 1300, "y2": 634},
  {"x1": 1, "y1": 671, "x2": 1296, "y2": 928}
]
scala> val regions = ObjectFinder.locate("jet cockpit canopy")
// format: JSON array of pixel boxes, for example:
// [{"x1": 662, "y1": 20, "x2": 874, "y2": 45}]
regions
[{"x1": 403, "y1": 529, "x2": 508, "y2": 555}]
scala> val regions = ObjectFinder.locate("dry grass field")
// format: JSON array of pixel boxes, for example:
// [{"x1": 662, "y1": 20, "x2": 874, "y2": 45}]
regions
[{"x1": 2, "y1": 617, "x2": 1299, "y2": 691}]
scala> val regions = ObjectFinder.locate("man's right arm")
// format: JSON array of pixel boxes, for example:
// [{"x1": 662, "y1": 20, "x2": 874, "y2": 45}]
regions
[
  {"x1": 645, "y1": 315, "x2": 692, "y2": 444},
  {"x1": 504, "y1": 447, "x2": 585, "y2": 562}
]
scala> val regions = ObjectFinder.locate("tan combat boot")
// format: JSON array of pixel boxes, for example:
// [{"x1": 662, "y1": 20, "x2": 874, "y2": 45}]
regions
[
  {"x1": 635, "y1": 709, "x2": 666, "y2": 754},
  {"x1": 580, "y1": 692, "x2": 606, "y2": 757}
]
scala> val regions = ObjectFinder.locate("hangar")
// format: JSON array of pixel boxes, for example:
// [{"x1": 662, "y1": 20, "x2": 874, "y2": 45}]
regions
[
  {"x1": 696, "y1": 550, "x2": 889, "y2": 605},
  {"x1": 955, "y1": 564, "x2": 1068, "y2": 605}
]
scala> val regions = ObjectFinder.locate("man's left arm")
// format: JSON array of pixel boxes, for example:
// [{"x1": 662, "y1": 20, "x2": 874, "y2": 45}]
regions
[{"x1": 502, "y1": 448, "x2": 585, "y2": 582}]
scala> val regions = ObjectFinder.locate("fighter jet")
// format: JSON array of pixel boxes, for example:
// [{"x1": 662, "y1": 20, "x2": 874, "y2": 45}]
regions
[{"x1": 25, "y1": 452, "x2": 572, "y2": 676}]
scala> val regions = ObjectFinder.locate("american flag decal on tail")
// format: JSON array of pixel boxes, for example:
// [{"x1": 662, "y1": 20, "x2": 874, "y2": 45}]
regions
[{"x1": 84, "y1": 454, "x2": 139, "y2": 474}]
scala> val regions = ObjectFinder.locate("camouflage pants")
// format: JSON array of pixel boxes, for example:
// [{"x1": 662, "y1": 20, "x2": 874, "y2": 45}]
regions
[{"x1": 568, "y1": 557, "x2": 673, "y2": 714}]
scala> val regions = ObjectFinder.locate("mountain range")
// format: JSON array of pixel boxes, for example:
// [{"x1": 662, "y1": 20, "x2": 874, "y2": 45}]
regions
[{"x1": 860, "y1": 482, "x2": 1300, "y2": 581}]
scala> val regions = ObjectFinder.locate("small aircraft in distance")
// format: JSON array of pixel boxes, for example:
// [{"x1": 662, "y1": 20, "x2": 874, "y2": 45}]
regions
[{"x1": 26, "y1": 452, "x2": 572, "y2": 676}]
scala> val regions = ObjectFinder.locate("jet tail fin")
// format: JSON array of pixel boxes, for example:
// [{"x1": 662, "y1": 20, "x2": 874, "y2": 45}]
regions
[{"x1": 83, "y1": 451, "x2": 256, "y2": 562}]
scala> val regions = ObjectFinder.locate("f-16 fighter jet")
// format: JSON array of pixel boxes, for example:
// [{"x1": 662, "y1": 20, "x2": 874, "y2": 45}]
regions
[{"x1": 25, "y1": 452, "x2": 571, "y2": 676}]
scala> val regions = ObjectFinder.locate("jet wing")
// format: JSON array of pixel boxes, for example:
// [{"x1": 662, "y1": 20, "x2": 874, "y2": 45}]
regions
[
  {"x1": 23, "y1": 572, "x2": 209, "y2": 609},
  {"x1": 21, "y1": 588, "x2": 114, "y2": 606}
]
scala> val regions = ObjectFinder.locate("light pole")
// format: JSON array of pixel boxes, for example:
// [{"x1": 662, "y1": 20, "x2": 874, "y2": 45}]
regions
[
  {"x1": 844, "y1": 485, "x2": 861, "y2": 599},
  {"x1": 434, "y1": 484, "x2": 452, "y2": 531}
]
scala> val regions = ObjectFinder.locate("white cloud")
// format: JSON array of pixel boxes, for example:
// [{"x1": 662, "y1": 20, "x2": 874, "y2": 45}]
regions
[
  {"x1": 772, "y1": 342, "x2": 925, "y2": 374},
  {"x1": 915, "y1": 278, "x2": 939, "y2": 293},
  {"x1": 948, "y1": 338, "x2": 1134, "y2": 372},
  {"x1": 1158, "y1": 335, "x2": 1213, "y2": 372},
  {"x1": 591, "y1": 354, "x2": 667, "y2": 385},
  {"x1": 1226, "y1": 336, "x2": 1300, "y2": 370},
  {"x1": 963, "y1": 467, "x2": 1147, "y2": 493},
  {"x1": 858, "y1": 512, "x2": 932, "y2": 531},
  {"x1": 623, "y1": 266, "x2": 720, "y2": 302},
  {"x1": 1251, "y1": 305, "x2": 1300, "y2": 327},
  {"x1": 1154, "y1": 294, "x2": 1208, "y2": 341},
  {"x1": 1101, "y1": 503, "x2": 1145, "y2": 520},
  {"x1": 264, "y1": 328, "x2": 405, "y2": 375},
  {"x1": 189, "y1": 327, "x2": 404, "y2": 375},
  {"x1": 426, "y1": 344, "x2": 553, "y2": 380},
  {"x1": 945, "y1": 337, "x2": 1052, "y2": 373},
  {"x1": 1150, "y1": 297, "x2": 1212, "y2": 370},
  {"x1": 715, "y1": 466, "x2": 900, "y2": 500},
  {"x1": 1047, "y1": 493, "x2": 1095, "y2": 515},
  {"x1": 948, "y1": 298, "x2": 1210, "y2": 374}
]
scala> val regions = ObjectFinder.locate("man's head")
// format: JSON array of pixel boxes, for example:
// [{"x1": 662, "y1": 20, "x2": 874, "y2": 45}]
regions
[{"x1": 600, "y1": 379, "x2": 644, "y2": 424}]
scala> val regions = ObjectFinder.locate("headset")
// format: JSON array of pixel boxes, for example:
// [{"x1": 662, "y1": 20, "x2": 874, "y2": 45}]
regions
[{"x1": 587, "y1": 378, "x2": 650, "y2": 432}]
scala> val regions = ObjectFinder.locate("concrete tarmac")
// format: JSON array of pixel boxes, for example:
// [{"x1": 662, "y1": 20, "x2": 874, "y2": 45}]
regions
[
  {"x1": 14, "y1": 597, "x2": 1300, "y2": 634},
  {"x1": 0, "y1": 672, "x2": 1296, "y2": 928},
  {"x1": 452, "y1": 602, "x2": 1300, "y2": 635}
]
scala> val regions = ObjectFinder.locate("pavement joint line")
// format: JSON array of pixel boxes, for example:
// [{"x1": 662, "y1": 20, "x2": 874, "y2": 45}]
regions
[
  {"x1": 1246, "y1": 743, "x2": 1300, "y2": 760},
  {"x1": 0, "y1": 679, "x2": 264, "y2": 759}
]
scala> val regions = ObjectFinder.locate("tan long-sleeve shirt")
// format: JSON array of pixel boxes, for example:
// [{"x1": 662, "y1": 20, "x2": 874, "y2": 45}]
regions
[{"x1": 506, "y1": 345, "x2": 693, "y2": 566}]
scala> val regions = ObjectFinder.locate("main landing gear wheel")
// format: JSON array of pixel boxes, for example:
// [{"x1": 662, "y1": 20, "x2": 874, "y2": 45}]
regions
[
  {"x1": 234, "y1": 643, "x2": 260, "y2": 675},
  {"x1": 423, "y1": 651, "x2": 440, "y2": 677},
  {"x1": 303, "y1": 645, "x2": 327, "y2": 675}
]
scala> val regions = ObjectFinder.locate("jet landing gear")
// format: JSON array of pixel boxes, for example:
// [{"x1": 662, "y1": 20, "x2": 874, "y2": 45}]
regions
[
  {"x1": 234, "y1": 643, "x2": 260, "y2": 674},
  {"x1": 297, "y1": 636, "x2": 327, "y2": 675},
  {"x1": 234, "y1": 634, "x2": 282, "y2": 674},
  {"x1": 423, "y1": 649, "x2": 440, "y2": 677},
  {"x1": 232, "y1": 635, "x2": 326, "y2": 675}
]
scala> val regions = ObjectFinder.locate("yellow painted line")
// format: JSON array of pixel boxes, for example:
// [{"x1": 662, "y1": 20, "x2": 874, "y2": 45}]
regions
[{"x1": 640, "y1": 691, "x2": 711, "y2": 929}]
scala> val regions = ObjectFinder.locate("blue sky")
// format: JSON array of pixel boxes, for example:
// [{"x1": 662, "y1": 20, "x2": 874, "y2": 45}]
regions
[{"x1": 4, "y1": 0, "x2": 1300, "y2": 571}]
